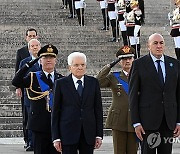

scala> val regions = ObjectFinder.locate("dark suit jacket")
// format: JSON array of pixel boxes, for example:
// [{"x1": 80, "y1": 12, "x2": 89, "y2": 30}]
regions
[
  {"x1": 19, "y1": 56, "x2": 41, "y2": 107},
  {"x1": 12, "y1": 65, "x2": 63, "y2": 133},
  {"x1": 51, "y1": 74, "x2": 103, "y2": 145},
  {"x1": 15, "y1": 46, "x2": 30, "y2": 72},
  {"x1": 129, "y1": 54, "x2": 180, "y2": 130}
]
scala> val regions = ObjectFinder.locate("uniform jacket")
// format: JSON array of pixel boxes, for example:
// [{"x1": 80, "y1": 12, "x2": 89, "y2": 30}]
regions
[
  {"x1": 129, "y1": 54, "x2": 180, "y2": 130},
  {"x1": 51, "y1": 74, "x2": 103, "y2": 145},
  {"x1": 19, "y1": 56, "x2": 41, "y2": 107},
  {"x1": 97, "y1": 65, "x2": 134, "y2": 132},
  {"x1": 15, "y1": 46, "x2": 30, "y2": 72},
  {"x1": 12, "y1": 65, "x2": 63, "y2": 133}
]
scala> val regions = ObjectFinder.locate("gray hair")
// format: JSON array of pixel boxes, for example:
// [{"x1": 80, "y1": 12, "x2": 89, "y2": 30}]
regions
[
  {"x1": 68, "y1": 52, "x2": 87, "y2": 66},
  {"x1": 28, "y1": 39, "x2": 41, "y2": 49}
]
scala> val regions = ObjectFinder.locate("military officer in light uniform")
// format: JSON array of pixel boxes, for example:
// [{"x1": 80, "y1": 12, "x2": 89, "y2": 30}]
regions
[
  {"x1": 97, "y1": 0, "x2": 110, "y2": 30},
  {"x1": 12, "y1": 44, "x2": 63, "y2": 154},
  {"x1": 74, "y1": 0, "x2": 86, "y2": 26},
  {"x1": 126, "y1": 0, "x2": 144, "y2": 59},
  {"x1": 169, "y1": 0, "x2": 180, "y2": 60},
  {"x1": 97, "y1": 46, "x2": 138, "y2": 154}
]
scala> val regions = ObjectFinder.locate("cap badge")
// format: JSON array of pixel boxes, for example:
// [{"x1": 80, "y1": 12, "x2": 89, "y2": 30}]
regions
[
  {"x1": 47, "y1": 45, "x2": 53, "y2": 53},
  {"x1": 122, "y1": 46, "x2": 130, "y2": 53}
]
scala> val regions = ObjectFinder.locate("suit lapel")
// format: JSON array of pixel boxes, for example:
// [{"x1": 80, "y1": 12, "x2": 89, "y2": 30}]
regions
[
  {"x1": 164, "y1": 56, "x2": 173, "y2": 87},
  {"x1": 144, "y1": 54, "x2": 163, "y2": 88},
  {"x1": 66, "y1": 74, "x2": 81, "y2": 106},
  {"x1": 120, "y1": 71, "x2": 128, "y2": 82}
]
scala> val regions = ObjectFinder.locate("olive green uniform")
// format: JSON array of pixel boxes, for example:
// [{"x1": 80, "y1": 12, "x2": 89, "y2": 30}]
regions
[{"x1": 97, "y1": 65, "x2": 137, "y2": 154}]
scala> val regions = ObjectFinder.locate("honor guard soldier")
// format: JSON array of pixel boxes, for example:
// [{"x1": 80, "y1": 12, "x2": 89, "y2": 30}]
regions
[
  {"x1": 117, "y1": 0, "x2": 129, "y2": 45},
  {"x1": 97, "y1": 46, "x2": 138, "y2": 154},
  {"x1": 12, "y1": 44, "x2": 63, "y2": 154},
  {"x1": 108, "y1": 0, "x2": 119, "y2": 42},
  {"x1": 126, "y1": 0, "x2": 144, "y2": 59},
  {"x1": 74, "y1": 0, "x2": 86, "y2": 26},
  {"x1": 169, "y1": 0, "x2": 180, "y2": 60},
  {"x1": 97, "y1": 0, "x2": 110, "y2": 30}
]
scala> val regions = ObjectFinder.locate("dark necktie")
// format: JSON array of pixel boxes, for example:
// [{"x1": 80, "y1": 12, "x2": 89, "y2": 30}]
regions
[
  {"x1": 47, "y1": 74, "x2": 53, "y2": 89},
  {"x1": 156, "y1": 60, "x2": 164, "y2": 85},
  {"x1": 77, "y1": 80, "x2": 83, "y2": 97}
]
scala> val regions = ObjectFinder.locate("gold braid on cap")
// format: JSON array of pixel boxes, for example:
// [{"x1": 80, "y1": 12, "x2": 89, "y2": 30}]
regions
[{"x1": 26, "y1": 72, "x2": 49, "y2": 100}]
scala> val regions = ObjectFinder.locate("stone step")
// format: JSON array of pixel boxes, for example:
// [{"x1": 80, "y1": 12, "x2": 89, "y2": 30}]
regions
[
  {"x1": 0, "y1": 130, "x2": 23, "y2": 138},
  {"x1": 0, "y1": 110, "x2": 22, "y2": 117},
  {"x1": 0, "y1": 129, "x2": 112, "y2": 138},
  {"x1": 0, "y1": 117, "x2": 22, "y2": 124},
  {"x1": 0, "y1": 123, "x2": 22, "y2": 131}
]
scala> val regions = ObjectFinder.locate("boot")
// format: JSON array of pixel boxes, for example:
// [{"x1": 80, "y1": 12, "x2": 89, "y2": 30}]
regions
[
  {"x1": 175, "y1": 48, "x2": 180, "y2": 60},
  {"x1": 137, "y1": 44, "x2": 141, "y2": 58},
  {"x1": 131, "y1": 45, "x2": 137, "y2": 59},
  {"x1": 111, "y1": 19, "x2": 119, "y2": 40},
  {"x1": 121, "y1": 31, "x2": 128, "y2": 46}
]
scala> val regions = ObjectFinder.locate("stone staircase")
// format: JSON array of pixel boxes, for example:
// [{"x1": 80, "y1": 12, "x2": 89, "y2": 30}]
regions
[{"x1": 0, "y1": 0, "x2": 176, "y2": 137}]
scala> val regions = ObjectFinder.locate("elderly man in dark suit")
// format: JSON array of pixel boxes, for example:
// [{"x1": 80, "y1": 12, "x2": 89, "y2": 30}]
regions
[
  {"x1": 97, "y1": 46, "x2": 138, "y2": 154},
  {"x1": 51, "y1": 52, "x2": 103, "y2": 154},
  {"x1": 12, "y1": 44, "x2": 63, "y2": 154},
  {"x1": 129, "y1": 33, "x2": 180, "y2": 154},
  {"x1": 15, "y1": 28, "x2": 38, "y2": 147}
]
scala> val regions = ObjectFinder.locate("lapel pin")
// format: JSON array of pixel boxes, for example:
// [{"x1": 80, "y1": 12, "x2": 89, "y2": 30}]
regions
[{"x1": 169, "y1": 63, "x2": 173, "y2": 67}]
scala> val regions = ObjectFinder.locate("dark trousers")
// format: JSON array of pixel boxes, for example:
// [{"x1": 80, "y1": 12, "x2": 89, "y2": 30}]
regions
[
  {"x1": 62, "y1": 129, "x2": 94, "y2": 154},
  {"x1": 62, "y1": 0, "x2": 68, "y2": 6},
  {"x1": 101, "y1": 8, "x2": 109, "y2": 28},
  {"x1": 68, "y1": 0, "x2": 75, "y2": 16},
  {"x1": 110, "y1": 19, "x2": 119, "y2": 38},
  {"x1": 33, "y1": 131, "x2": 59, "y2": 154},
  {"x1": 22, "y1": 96, "x2": 28, "y2": 144},
  {"x1": 141, "y1": 116, "x2": 173, "y2": 154},
  {"x1": 26, "y1": 106, "x2": 34, "y2": 147},
  {"x1": 76, "y1": 8, "x2": 84, "y2": 26}
]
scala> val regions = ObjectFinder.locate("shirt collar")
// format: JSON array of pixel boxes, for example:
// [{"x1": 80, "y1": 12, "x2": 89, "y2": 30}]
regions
[
  {"x1": 150, "y1": 52, "x2": 164, "y2": 63},
  {"x1": 72, "y1": 74, "x2": 84, "y2": 84},
  {"x1": 122, "y1": 70, "x2": 128, "y2": 76},
  {"x1": 31, "y1": 55, "x2": 36, "y2": 60},
  {"x1": 43, "y1": 71, "x2": 55, "y2": 77}
]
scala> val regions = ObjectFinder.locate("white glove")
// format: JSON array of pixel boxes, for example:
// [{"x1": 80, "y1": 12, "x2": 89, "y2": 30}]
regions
[
  {"x1": 134, "y1": 25, "x2": 141, "y2": 37},
  {"x1": 168, "y1": 12, "x2": 173, "y2": 20}
]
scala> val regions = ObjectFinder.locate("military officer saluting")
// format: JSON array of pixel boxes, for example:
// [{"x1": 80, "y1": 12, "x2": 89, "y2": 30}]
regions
[
  {"x1": 12, "y1": 44, "x2": 63, "y2": 154},
  {"x1": 97, "y1": 46, "x2": 138, "y2": 154}
]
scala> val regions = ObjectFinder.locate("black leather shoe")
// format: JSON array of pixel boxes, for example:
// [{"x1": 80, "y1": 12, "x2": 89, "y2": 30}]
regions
[
  {"x1": 24, "y1": 143, "x2": 28, "y2": 149},
  {"x1": 101, "y1": 27, "x2": 109, "y2": 30},
  {"x1": 109, "y1": 37, "x2": 116, "y2": 42},
  {"x1": 26, "y1": 146, "x2": 34, "y2": 151},
  {"x1": 67, "y1": 14, "x2": 76, "y2": 18},
  {"x1": 67, "y1": 14, "x2": 73, "y2": 18}
]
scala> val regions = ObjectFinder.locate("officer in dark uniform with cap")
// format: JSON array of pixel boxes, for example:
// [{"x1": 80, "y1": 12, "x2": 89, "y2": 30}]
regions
[
  {"x1": 97, "y1": 46, "x2": 138, "y2": 154},
  {"x1": 12, "y1": 44, "x2": 63, "y2": 154}
]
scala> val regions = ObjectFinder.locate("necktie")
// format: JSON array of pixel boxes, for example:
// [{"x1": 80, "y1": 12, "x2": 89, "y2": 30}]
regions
[
  {"x1": 47, "y1": 74, "x2": 53, "y2": 89},
  {"x1": 77, "y1": 80, "x2": 83, "y2": 96},
  {"x1": 156, "y1": 60, "x2": 164, "y2": 85}
]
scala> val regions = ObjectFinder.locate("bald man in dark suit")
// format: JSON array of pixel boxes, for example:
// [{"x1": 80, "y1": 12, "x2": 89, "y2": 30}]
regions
[{"x1": 129, "y1": 33, "x2": 180, "y2": 154}]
